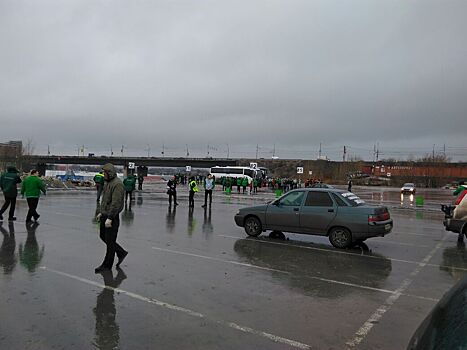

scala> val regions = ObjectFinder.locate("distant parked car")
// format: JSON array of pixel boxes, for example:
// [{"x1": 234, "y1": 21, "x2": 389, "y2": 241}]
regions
[
  {"x1": 401, "y1": 183, "x2": 416, "y2": 194},
  {"x1": 234, "y1": 188, "x2": 393, "y2": 248}
]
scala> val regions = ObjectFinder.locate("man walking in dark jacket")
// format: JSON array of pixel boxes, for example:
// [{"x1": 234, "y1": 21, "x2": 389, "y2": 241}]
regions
[
  {"x1": 0, "y1": 166, "x2": 22, "y2": 221},
  {"x1": 95, "y1": 163, "x2": 127, "y2": 273}
]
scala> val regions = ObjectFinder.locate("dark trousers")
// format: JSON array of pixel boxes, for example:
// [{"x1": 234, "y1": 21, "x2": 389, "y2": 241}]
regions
[
  {"x1": 99, "y1": 216, "x2": 126, "y2": 268},
  {"x1": 237, "y1": 185, "x2": 240, "y2": 193},
  {"x1": 96, "y1": 184, "x2": 103, "y2": 201},
  {"x1": 138, "y1": 183, "x2": 143, "y2": 190},
  {"x1": 169, "y1": 191, "x2": 177, "y2": 205},
  {"x1": 0, "y1": 195, "x2": 16, "y2": 219},
  {"x1": 26, "y1": 198, "x2": 39, "y2": 222},
  {"x1": 125, "y1": 191, "x2": 133, "y2": 203},
  {"x1": 189, "y1": 191, "x2": 195, "y2": 207},
  {"x1": 204, "y1": 190, "x2": 212, "y2": 206},
  {"x1": 242, "y1": 186, "x2": 246, "y2": 194}
]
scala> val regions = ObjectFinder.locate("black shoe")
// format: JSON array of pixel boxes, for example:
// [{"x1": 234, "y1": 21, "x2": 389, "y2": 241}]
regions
[
  {"x1": 201, "y1": 204, "x2": 207, "y2": 208},
  {"x1": 8, "y1": 217, "x2": 16, "y2": 221},
  {"x1": 94, "y1": 265, "x2": 111, "y2": 273},
  {"x1": 34, "y1": 215, "x2": 40, "y2": 222},
  {"x1": 116, "y1": 251, "x2": 128, "y2": 268},
  {"x1": 175, "y1": 203, "x2": 179, "y2": 206}
]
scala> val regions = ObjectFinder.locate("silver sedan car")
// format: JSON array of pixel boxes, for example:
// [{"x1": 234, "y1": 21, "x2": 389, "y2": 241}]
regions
[{"x1": 234, "y1": 188, "x2": 393, "y2": 248}]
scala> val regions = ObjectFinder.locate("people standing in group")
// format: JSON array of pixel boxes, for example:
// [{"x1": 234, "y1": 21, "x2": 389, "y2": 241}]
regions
[
  {"x1": 21, "y1": 169, "x2": 46, "y2": 223},
  {"x1": 95, "y1": 163, "x2": 127, "y2": 273},
  {"x1": 137, "y1": 174, "x2": 144, "y2": 191},
  {"x1": 123, "y1": 173, "x2": 136, "y2": 208},
  {"x1": 93, "y1": 171, "x2": 105, "y2": 203},
  {"x1": 241, "y1": 177, "x2": 248, "y2": 194},
  {"x1": 0, "y1": 166, "x2": 22, "y2": 221},
  {"x1": 348, "y1": 179, "x2": 353, "y2": 192},
  {"x1": 167, "y1": 176, "x2": 178, "y2": 206},
  {"x1": 202, "y1": 174, "x2": 215, "y2": 208},
  {"x1": 188, "y1": 176, "x2": 198, "y2": 208}
]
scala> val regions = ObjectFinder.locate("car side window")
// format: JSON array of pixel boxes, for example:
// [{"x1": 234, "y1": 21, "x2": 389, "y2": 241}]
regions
[
  {"x1": 331, "y1": 193, "x2": 348, "y2": 207},
  {"x1": 278, "y1": 191, "x2": 305, "y2": 206},
  {"x1": 304, "y1": 192, "x2": 333, "y2": 207}
]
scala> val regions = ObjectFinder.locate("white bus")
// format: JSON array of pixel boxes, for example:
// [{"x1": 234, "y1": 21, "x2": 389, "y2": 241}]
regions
[{"x1": 210, "y1": 166, "x2": 263, "y2": 183}]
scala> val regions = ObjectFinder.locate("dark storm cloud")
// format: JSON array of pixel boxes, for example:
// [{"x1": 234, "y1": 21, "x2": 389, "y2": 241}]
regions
[{"x1": 0, "y1": 0, "x2": 466, "y2": 160}]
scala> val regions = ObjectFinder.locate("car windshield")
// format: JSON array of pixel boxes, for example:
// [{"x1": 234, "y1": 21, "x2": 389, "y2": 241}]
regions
[
  {"x1": 403, "y1": 183, "x2": 415, "y2": 187},
  {"x1": 340, "y1": 192, "x2": 366, "y2": 206}
]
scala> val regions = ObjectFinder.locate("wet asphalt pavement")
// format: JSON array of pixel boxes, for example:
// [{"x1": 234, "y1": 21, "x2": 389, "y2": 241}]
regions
[{"x1": 0, "y1": 185, "x2": 466, "y2": 350}]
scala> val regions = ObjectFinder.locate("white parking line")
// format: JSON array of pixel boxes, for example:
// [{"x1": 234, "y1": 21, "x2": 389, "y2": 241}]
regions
[
  {"x1": 345, "y1": 235, "x2": 448, "y2": 348},
  {"x1": 151, "y1": 246, "x2": 439, "y2": 302},
  {"x1": 40, "y1": 266, "x2": 311, "y2": 350},
  {"x1": 218, "y1": 234, "x2": 467, "y2": 272}
]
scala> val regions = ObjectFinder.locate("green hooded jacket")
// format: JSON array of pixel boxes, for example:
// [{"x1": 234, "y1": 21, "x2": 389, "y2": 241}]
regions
[
  {"x1": 99, "y1": 163, "x2": 125, "y2": 219},
  {"x1": 123, "y1": 175, "x2": 136, "y2": 192},
  {"x1": 0, "y1": 166, "x2": 22, "y2": 197},
  {"x1": 21, "y1": 175, "x2": 46, "y2": 198}
]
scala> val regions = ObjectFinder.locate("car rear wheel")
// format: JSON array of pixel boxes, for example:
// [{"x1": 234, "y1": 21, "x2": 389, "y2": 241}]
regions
[
  {"x1": 244, "y1": 216, "x2": 262, "y2": 237},
  {"x1": 329, "y1": 227, "x2": 352, "y2": 248}
]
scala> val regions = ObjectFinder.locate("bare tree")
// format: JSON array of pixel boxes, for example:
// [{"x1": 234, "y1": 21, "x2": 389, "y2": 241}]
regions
[{"x1": 22, "y1": 138, "x2": 35, "y2": 156}]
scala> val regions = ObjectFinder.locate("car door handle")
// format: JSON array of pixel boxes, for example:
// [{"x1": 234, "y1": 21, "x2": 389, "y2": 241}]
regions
[
  {"x1": 293, "y1": 208, "x2": 299, "y2": 212},
  {"x1": 328, "y1": 209, "x2": 334, "y2": 212}
]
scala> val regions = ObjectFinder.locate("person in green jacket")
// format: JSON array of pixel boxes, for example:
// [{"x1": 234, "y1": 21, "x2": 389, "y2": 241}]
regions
[
  {"x1": 0, "y1": 166, "x2": 22, "y2": 221},
  {"x1": 241, "y1": 177, "x2": 248, "y2": 194},
  {"x1": 236, "y1": 177, "x2": 242, "y2": 193},
  {"x1": 453, "y1": 181, "x2": 466, "y2": 197},
  {"x1": 94, "y1": 171, "x2": 105, "y2": 202},
  {"x1": 123, "y1": 174, "x2": 136, "y2": 208},
  {"x1": 21, "y1": 169, "x2": 46, "y2": 223}
]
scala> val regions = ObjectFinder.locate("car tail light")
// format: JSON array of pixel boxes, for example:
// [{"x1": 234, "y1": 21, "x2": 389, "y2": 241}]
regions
[{"x1": 368, "y1": 212, "x2": 390, "y2": 223}]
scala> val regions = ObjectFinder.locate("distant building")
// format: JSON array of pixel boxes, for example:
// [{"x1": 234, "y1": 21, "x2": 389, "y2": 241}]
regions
[{"x1": 0, "y1": 140, "x2": 22, "y2": 158}]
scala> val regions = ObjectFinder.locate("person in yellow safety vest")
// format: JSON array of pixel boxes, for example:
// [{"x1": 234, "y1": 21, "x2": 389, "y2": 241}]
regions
[
  {"x1": 93, "y1": 171, "x2": 105, "y2": 202},
  {"x1": 188, "y1": 177, "x2": 199, "y2": 208}
]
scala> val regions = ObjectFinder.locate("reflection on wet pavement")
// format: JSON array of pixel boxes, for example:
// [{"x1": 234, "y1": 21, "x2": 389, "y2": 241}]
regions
[{"x1": 94, "y1": 268, "x2": 127, "y2": 350}]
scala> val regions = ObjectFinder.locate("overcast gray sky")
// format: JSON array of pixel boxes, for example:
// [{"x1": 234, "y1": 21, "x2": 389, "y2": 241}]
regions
[{"x1": 1, "y1": 0, "x2": 466, "y2": 161}]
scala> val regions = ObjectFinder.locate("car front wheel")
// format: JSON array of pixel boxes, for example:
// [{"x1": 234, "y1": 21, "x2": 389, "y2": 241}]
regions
[
  {"x1": 329, "y1": 227, "x2": 352, "y2": 248},
  {"x1": 244, "y1": 216, "x2": 262, "y2": 237}
]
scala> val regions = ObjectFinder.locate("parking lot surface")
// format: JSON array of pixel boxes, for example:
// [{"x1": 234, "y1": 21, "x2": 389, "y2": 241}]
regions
[{"x1": 0, "y1": 187, "x2": 465, "y2": 349}]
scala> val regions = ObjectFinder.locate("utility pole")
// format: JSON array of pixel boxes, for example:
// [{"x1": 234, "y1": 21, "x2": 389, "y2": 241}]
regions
[
  {"x1": 376, "y1": 143, "x2": 379, "y2": 161},
  {"x1": 256, "y1": 144, "x2": 259, "y2": 160},
  {"x1": 226, "y1": 144, "x2": 230, "y2": 159},
  {"x1": 272, "y1": 144, "x2": 276, "y2": 158},
  {"x1": 432, "y1": 144, "x2": 435, "y2": 161},
  {"x1": 110, "y1": 145, "x2": 114, "y2": 156},
  {"x1": 121, "y1": 145, "x2": 124, "y2": 157},
  {"x1": 319, "y1": 143, "x2": 322, "y2": 159},
  {"x1": 145, "y1": 144, "x2": 151, "y2": 157},
  {"x1": 343, "y1": 146, "x2": 347, "y2": 162},
  {"x1": 161, "y1": 144, "x2": 165, "y2": 157},
  {"x1": 47, "y1": 145, "x2": 50, "y2": 156},
  {"x1": 186, "y1": 144, "x2": 189, "y2": 157},
  {"x1": 207, "y1": 144, "x2": 210, "y2": 157}
]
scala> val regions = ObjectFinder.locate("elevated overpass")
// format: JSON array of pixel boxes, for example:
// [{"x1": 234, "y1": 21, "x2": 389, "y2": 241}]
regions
[{"x1": 5, "y1": 155, "x2": 238, "y2": 169}]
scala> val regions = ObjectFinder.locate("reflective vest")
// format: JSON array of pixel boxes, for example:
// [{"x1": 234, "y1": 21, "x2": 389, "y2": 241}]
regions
[{"x1": 189, "y1": 180, "x2": 199, "y2": 192}]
